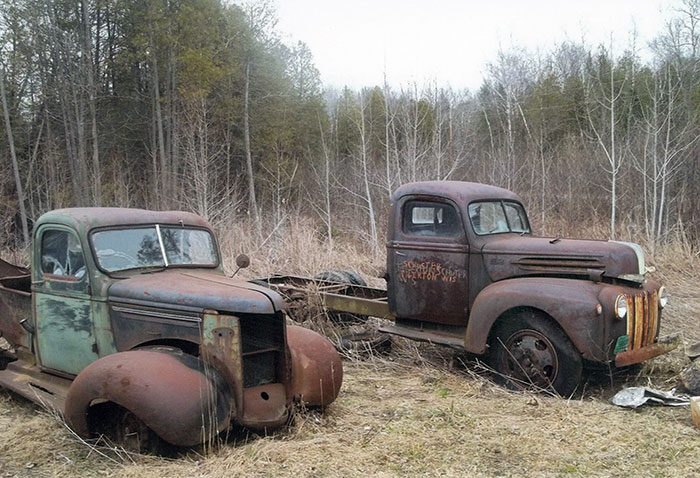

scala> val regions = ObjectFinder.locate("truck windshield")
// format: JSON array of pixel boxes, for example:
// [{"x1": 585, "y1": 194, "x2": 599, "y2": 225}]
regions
[
  {"x1": 91, "y1": 226, "x2": 218, "y2": 272},
  {"x1": 468, "y1": 201, "x2": 530, "y2": 235}
]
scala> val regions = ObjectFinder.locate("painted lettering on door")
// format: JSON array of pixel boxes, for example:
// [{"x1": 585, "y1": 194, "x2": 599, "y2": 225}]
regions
[{"x1": 397, "y1": 260, "x2": 466, "y2": 285}]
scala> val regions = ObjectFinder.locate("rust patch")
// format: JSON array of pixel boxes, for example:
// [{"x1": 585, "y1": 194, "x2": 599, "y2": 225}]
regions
[
  {"x1": 287, "y1": 325, "x2": 343, "y2": 407},
  {"x1": 616, "y1": 333, "x2": 681, "y2": 367},
  {"x1": 64, "y1": 349, "x2": 232, "y2": 447}
]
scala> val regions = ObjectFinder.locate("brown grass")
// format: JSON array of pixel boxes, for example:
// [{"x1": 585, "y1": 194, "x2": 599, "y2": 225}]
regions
[{"x1": 2, "y1": 216, "x2": 700, "y2": 477}]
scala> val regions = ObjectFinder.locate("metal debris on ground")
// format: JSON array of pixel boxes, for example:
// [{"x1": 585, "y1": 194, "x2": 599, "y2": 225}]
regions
[
  {"x1": 681, "y1": 358, "x2": 700, "y2": 395},
  {"x1": 611, "y1": 387, "x2": 690, "y2": 408},
  {"x1": 685, "y1": 342, "x2": 700, "y2": 361}
]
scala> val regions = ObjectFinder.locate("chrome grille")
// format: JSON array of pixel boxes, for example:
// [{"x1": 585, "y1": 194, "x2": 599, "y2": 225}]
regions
[{"x1": 626, "y1": 290, "x2": 659, "y2": 350}]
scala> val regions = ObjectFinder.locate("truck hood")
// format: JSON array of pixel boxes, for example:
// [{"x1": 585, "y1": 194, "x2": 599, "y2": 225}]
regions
[
  {"x1": 482, "y1": 236, "x2": 646, "y2": 283},
  {"x1": 108, "y1": 270, "x2": 285, "y2": 314}
]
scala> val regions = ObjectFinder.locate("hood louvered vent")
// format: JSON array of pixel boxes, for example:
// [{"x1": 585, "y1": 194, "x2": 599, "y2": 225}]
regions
[{"x1": 514, "y1": 257, "x2": 605, "y2": 274}]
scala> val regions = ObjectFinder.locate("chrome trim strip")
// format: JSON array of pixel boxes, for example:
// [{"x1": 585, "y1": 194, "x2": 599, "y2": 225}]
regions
[{"x1": 112, "y1": 305, "x2": 201, "y2": 323}]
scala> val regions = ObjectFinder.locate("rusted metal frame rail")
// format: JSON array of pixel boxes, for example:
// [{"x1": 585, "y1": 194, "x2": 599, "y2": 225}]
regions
[{"x1": 257, "y1": 275, "x2": 394, "y2": 320}]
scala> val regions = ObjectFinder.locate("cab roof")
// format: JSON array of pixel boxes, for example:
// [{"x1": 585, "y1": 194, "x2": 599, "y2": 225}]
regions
[
  {"x1": 35, "y1": 208, "x2": 213, "y2": 236},
  {"x1": 392, "y1": 181, "x2": 522, "y2": 205}
]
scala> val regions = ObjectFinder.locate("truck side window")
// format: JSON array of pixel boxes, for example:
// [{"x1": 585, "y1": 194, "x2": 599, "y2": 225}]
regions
[
  {"x1": 403, "y1": 201, "x2": 460, "y2": 237},
  {"x1": 41, "y1": 230, "x2": 86, "y2": 279},
  {"x1": 504, "y1": 202, "x2": 528, "y2": 233},
  {"x1": 469, "y1": 201, "x2": 531, "y2": 235}
]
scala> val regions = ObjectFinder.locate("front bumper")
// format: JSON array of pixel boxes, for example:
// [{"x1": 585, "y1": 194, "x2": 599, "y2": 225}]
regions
[{"x1": 615, "y1": 333, "x2": 681, "y2": 367}]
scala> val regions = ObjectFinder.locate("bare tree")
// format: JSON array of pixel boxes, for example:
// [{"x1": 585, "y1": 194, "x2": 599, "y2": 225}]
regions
[
  {"x1": 585, "y1": 40, "x2": 628, "y2": 239},
  {"x1": 0, "y1": 63, "x2": 29, "y2": 247}
]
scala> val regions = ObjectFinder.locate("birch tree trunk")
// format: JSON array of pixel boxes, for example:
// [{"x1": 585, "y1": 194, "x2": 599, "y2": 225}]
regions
[
  {"x1": 243, "y1": 60, "x2": 262, "y2": 240},
  {"x1": 81, "y1": 0, "x2": 101, "y2": 205},
  {"x1": 0, "y1": 66, "x2": 29, "y2": 247}
]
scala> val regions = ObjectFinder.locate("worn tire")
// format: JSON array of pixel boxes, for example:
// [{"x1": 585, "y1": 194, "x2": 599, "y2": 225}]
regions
[
  {"x1": 487, "y1": 311, "x2": 582, "y2": 396},
  {"x1": 314, "y1": 271, "x2": 368, "y2": 325},
  {"x1": 314, "y1": 270, "x2": 367, "y2": 287},
  {"x1": 88, "y1": 402, "x2": 173, "y2": 455},
  {"x1": 339, "y1": 331, "x2": 392, "y2": 354}
]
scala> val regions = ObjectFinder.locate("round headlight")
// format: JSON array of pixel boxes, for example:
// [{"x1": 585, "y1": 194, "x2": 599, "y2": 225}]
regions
[
  {"x1": 615, "y1": 295, "x2": 628, "y2": 320},
  {"x1": 659, "y1": 286, "x2": 668, "y2": 309}
]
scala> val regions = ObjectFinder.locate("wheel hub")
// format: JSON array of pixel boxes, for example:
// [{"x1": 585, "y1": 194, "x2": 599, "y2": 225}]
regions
[{"x1": 503, "y1": 329, "x2": 559, "y2": 389}]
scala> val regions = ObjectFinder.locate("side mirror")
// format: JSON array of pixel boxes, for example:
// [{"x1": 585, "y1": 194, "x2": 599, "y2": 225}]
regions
[
  {"x1": 235, "y1": 254, "x2": 250, "y2": 269},
  {"x1": 230, "y1": 254, "x2": 250, "y2": 278}
]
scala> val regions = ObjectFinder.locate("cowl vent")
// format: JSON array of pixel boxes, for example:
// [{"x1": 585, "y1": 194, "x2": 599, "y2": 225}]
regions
[{"x1": 513, "y1": 257, "x2": 605, "y2": 274}]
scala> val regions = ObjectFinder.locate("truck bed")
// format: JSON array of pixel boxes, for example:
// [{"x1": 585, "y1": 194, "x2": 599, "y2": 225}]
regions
[
  {"x1": 0, "y1": 258, "x2": 32, "y2": 353},
  {"x1": 256, "y1": 275, "x2": 468, "y2": 349},
  {"x1": 254, "y1": 275, "x2": 394, "y2": 320}
]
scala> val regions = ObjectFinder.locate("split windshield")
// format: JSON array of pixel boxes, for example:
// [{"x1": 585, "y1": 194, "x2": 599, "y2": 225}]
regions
[
  {"x1": 91, "y1": 226, "x2": 218, "y2": 272},
  {"x1": 468, "y1": 201, "x2": 531, "y2": 235}
]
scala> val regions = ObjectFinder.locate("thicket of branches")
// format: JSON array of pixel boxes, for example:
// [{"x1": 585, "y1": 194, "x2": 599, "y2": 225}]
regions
[{"x1": 2, "y1": 0, "x2": 700, "y2": 251}]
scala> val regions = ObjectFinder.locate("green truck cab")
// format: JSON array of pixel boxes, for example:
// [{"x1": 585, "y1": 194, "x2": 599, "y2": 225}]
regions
[{"x1": 0, "y1": 208, "x2": 342, "y2": 450}]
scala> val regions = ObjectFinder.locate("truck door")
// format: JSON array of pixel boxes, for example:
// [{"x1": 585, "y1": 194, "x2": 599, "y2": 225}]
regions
[
  {"x1": 387, "y1": 197, "x2": 470, "y2": 326},
  {"x1": 33, "y1": 225, "x2": 98, "y2": 376}
]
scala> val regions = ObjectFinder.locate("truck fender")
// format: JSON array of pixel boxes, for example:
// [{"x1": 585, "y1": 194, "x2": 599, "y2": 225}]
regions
[
  {"x1": 287, "y1": 325, "x2": 343, "y2": 407},
  {"x1": 64, "y1": 349, "x2": 232, "y2": 447},
  {"x1": 465, "y1": 278, "x2": 604, "y2": 360}
]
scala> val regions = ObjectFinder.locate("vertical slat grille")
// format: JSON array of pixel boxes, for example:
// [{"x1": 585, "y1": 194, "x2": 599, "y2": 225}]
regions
[{"x1": 626, "y1": 291, "x2": 660, "y2": 350}]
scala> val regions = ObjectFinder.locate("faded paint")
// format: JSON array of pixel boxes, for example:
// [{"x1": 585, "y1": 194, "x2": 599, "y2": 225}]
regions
[
  {"x1": 64, "y1": 349, "x2": 232, "y2": 447},
  {"x1": 266, "y1": 181, "x2": 671, "y2": 394},
  {"x1": 0, "y1": 207, "x2": 344, "y2": 449},
  {"x1": 35, "y1": 296, "x2": 98, "y2": 375},
  {"x1": 287, "y1": 325, "x2": 343, "y2": 406},
  {"x1": 108, "y1": 270, "x2": 284, "y2": 315},
  {"x1": 201, "y1": 312, "x2": 244, "y2": 417}
]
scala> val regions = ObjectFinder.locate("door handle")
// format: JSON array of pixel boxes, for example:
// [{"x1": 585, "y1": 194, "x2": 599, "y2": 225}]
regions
[{"x1": 395, "y1": 251, "x2": 406, "y2": 256}]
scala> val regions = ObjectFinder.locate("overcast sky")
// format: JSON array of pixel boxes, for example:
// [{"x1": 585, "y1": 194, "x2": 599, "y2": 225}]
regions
[{"x1": 275, "y1": 0, "x2": 673, "y2": 91}]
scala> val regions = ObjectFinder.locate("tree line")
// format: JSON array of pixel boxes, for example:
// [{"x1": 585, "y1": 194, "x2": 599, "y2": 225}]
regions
[{"x1": 1, "y1": 0, "x2": 699, "y2": 251}]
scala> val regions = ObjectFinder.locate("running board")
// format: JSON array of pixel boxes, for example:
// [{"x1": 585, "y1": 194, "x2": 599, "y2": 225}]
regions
[
  {"x1": 0, "y1": 360, "x2": 71, "y2": 413},
  {"x1": 378, "y1": 324, "x2": 465, "y2": 349}
]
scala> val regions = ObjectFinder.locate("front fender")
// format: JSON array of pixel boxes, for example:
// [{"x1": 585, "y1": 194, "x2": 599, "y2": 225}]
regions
[
  {"x1": 465, "y1": 278, "x2": 605, "y2": 360},
  {"x1": 64, "y1": 350, "x2": 232, "y2": 447},
  {"x1": 287, "y1": 325, "x2": 343, "y2": 406}
]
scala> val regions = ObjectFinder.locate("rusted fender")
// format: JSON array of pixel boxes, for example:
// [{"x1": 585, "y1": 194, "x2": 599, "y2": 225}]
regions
[
  {"x1": 465, "y1": 277, "x2": 605, "y2": 360},
  {"x1": 287, "y1": 325, "x2": 343, "y2": 406},
  {"x1": 64, "y1": 349, "x2": 232, "y2": 447}
]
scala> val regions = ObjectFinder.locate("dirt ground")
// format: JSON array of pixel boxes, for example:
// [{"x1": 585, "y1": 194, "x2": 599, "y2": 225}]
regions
[{"x1": 1, "y1": 248, "x2": 700, "y2": 477}]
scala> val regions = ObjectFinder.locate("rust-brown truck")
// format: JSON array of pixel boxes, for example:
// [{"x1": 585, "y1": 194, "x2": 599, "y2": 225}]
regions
[
  {"x1": 0, "y1": 208, "x2": 342, "y2": 451},
  {"x1": 261, "y1": 181, "x2": 677, "y2": 396}
]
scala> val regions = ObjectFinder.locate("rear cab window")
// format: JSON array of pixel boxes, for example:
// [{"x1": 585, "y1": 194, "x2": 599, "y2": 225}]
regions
[{"x1": 403, "y1": 201, "x2": 462, "y2": 237}]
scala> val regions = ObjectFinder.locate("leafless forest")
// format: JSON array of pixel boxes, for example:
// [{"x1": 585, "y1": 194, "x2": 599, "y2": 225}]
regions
[{"x1": 1, "y1": 0, "x2": 700, "y2": 253}]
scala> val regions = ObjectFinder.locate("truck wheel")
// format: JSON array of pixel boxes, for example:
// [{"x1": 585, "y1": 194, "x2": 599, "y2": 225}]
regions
[
  {"x1": 88, "y1": 402, "x2": 172, "y2": 455},
  {"x1": 487, "y1": 312, "x2": 582, "y2": 396}
]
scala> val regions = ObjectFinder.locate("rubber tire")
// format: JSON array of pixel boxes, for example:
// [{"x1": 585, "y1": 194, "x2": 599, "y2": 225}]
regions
[
  {"x1": 88, "y1": 402, "x2": 173, "y2": 455},
  {"x1": 314, "y1": 271, "x2": 368, "y2": 325},
  {"x1": 339, "y1": 271, "x2": 367, "y2": 287},
  {"x1": 487, "y1": 311, "x2": 582, "y2": 396},
  {"x1": 314, "y1": 270, "x2": 367, "y2": 286}
]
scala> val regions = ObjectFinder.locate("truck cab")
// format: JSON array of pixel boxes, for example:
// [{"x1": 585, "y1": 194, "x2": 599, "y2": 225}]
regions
[
  {"x1": 0, "y1": 208, "x2": 342, "y2": 450},
  {"x1": 385, "y1": 181, "x2": 675, "y2": 395}
]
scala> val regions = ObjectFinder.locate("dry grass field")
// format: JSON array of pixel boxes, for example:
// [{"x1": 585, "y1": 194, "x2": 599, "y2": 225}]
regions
[{"x1": 1, "y1": 221, "x2": 700, "y2": 477}]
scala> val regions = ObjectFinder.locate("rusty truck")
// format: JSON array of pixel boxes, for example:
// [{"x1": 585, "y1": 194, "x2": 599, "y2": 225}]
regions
[
  {"x1": 0, "y1": 208, "x2": 342, "y2": 451},
  {"x1": 260, "y1": 181, "x2": 678, "y2": 396}
]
